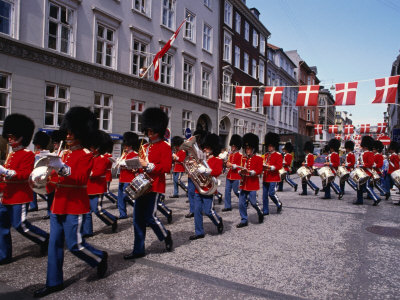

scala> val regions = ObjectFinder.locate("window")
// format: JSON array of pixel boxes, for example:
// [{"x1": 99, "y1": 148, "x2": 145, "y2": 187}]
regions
[
  {"x1": 44, "y1": 83, "x2": 69, "y2": 128},
  {"x1": 0, "y1": 72, "x2": 10, "y2": 122},
  {"x1": 234, "y1": 46, "x2": 240, "y2": 68},
  {"x1": 0, "y1": 0, "x2": 12, "y2": 36},
  {"x1": 184, "y1": 10, "x2": 195, "y2": 42},
  {"x1": 222, "y1": 72, "x2": 231, "y2": 102},
  {"x1": 162, "y1": 0, "x2": 175, "y2": 29},
  {"x1": 224, "y1": 1, "x2": 232, "y2": 27},
  {"x1": 244, "y1": 21, "x2": 249, "y2": 41},
  {"x1": 233, "y1": 118, "x2": 240, "y2": 134},
  {"x1": 132, "y1": 40, "x2": 148, "y2": 76},
  {"x1": 252, "y1": 59, "x2": 257, "y2": 78},
  {"x1": 183, "y1": 61, "x2": 193, "y2": 92},
  {"x1": 307, "y1": 109, "x2": 310, "y2": 121},
  {"x1": 94, "y1": 93, "x2": 112, "y2": 131},
  {"x1": 243, "y1": 121, "x2": 248, "y2": 134},
  {"x1": 279, "y1": 107, "x2": 282, "y2": 122},
  {"x1": 160, "y1": 53, "x2": 173, "y2": 85},
  {"x1": 251, "y1": 122, "x2": 256, "y2": 133},
  {"x1": 204, "y1": 0, "x2": 211, "y2": 9},
  {"x1": 251, "y1": 90, "x2": 257, "y2": 112},
  {"x1": 259, "y1": 60, "x2": 265, "y2": 84},
  {"x1": 223, "y1": 32, "x2": 232, "y2": 63},
  {"x1": 47, "y1": 2, "x2": 74, "y2": 54},
  {"x1": 202, "y1": 70, "x2": 210, "y2": 98},
  {"x1": 252, "y1": 29, "x2": 258, "y2": 47},
  {"x1": 182, "y1": 110, "x2": 194, "y2": 134},
  {"x1": 312, "y1": 110, "x2": 314, "y2": 121},
  {"x1": 160, "y1": 105, "x2": 171, "y2": 129},
  {"x1": 284, "y1": 107, "x2": 288, "y2": 124},
  {"x1": 235, "y1": 12, "x2": 241, "y2": 33},
  {"x1": 133, "y1": 0, "x2": 151, "y2": 17},
  {"x1": 267, "y1": 70, "x2": 271, "y2": 86},
  {"x1": 130, "y1": 99, "x2": 145, "y2": 133},
  {"x1": 202, "y1": 24, "x2": 212, "y2": 52},
  {"x1": 243, "y1": 52, "x2": 249, "y2": 74},
  {"x1": 96, "y1": 23, "x2": 115, "y2": 68},
  {"x1": 260, "y1": 35, "x2": 265, "y2": 56}
]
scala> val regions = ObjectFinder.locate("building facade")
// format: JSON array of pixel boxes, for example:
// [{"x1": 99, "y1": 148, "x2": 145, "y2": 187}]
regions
[
  {"x1": 315, "y1": 88, "x2": 336, "y2": 146},
  {"x1": 387, "y1": 52, "x2": 400, "y2": 137}
]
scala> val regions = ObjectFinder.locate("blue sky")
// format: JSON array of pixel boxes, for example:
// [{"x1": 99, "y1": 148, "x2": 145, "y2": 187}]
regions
[{"x1": 247, "y1": 0, "x2": 400, "y2": 127}]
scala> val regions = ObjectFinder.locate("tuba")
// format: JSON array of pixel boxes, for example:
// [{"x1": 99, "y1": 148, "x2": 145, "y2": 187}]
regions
[{"x1": 179, "y1": 136, "x2": 217, "y2": 196}]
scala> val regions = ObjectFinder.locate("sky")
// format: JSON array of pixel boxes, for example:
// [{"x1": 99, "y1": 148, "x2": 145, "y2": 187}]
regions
[{"x1": 247, "y1": 0, "x2": 400, "y2": 128}]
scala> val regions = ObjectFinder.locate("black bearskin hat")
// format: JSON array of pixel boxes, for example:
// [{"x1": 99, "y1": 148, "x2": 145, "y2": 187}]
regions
[
  {"x1": 104, "y1": 132, "x2": 114, "y2": 154},
  {"x1": 242, "y1": 133, "x2": 259, "y2": 153},
  {"x1": 98, "y1": 131, "x2": 113, "y2": 155},
  {"x1": 171, "y1": 136, "x2": 184, "y2": 148},
  {"x1": 328, "y1": 138, "x2": 340, "y2": 152},
  {"x1": 264, "y1": 132, "x2": 280, "y2": 150},
  {"x1": 360, "y1": 136, "x2": 374, "y2": 151},
  {"x1": 229, "y1": 134, "x2": 242, "y2": 150},
  {"x1": 203, "y1": 133, "x2": 221, "y2": 157},
  {"x1": 141, "y1": 107, "x2": 169, "y2": 137},
  {"x1": 2, "y1": 114, "x2": 34, "y2": 147},
  {"x1": 50, "y1": 130, "x2": 66, "y2": 144},
  {"x1": 122, "y1": 131, "x2": 139, "y2": 149},
  {"x1": 33, "y1": 131, "x2": 50, "y2": 149},
  {"x1": 322, "y1": 144, "x2": 330, "y2": 154},
  {"x1": 89, "y1": 130, "x2": 110, "y2": 155},
  {"x1": 303, "y1": 141, "x2": 314, "y2": 153},
  {"x1": 373, "y1": 140, "x2": 384, "y2": 153},
  {"x1": 60, "y1": 107, "x2": 98, "y2": 148},
  {"x1": 388, "y1": 141, "x2": 399, "y2": 153},
  {"x1": 344, "y1": 140, "x2": 355, "y2": 151},
  {"x1": 283, "y1": 142, "x2": 293, "y2": 153},
  {"x1": 193, "y1": 129, "x2": 208, "y2": 149}
]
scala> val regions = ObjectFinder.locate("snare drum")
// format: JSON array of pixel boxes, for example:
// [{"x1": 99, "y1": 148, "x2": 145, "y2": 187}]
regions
[
  {"x1": 337, "y1": 166, "x2": 350, "y2": 183},
  {"x1": 125, "y1": 173, "x2": 153, "y2": 200},
  {"x1": 297, "y1": 166, "x2": 311, "y2": 179},
  {"x1": 391, "y1": 169, "x2": 400, "y2": 189},
  {"x1": 370, "y1": 169, "x2": 381, "y2": 182},
  {"x1": 317, "y1": 166, "x2": 335, "y2": 183},
  {"x1": 349, "y1": 168, "x2": 369, "y2": 186},
  {"x1": 278, "y1": 168, "x2": 287, "y2": 180}
]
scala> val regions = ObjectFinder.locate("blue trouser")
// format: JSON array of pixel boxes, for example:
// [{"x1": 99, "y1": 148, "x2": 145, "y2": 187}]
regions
[
  {"x1": 187, "y1": 178, "x2": 195, "y2": 214},
  {"x1": 238, "y1": 190, "x2": 262, "y2": 224},
  {"x1": 132, "y1": 192, "x2": 168, "y2": 255},
  {"x1": 374, "y1": 175, "x2": 388, "y2": 196},
  {"x1": 356, "y1": 178, "x2": 380, "y2": 203},
  {"x1": 82, "y1": 195, "x2": 117, "y2": 236},
  {"x1": 384, "y1": 173, "x2": 395, "y2": 193},
  {"x1": 172, "y1": 172, "x2": 183, "y2": 196},
  {"x1": 194, "y1": 193, "x2": 221, "y2": 236},
  {"x1": 262, "y1": 182, "x2": 282, "y2": 214},
  {"x1": 47, "y1": 214, "x2": 104, "y2": 287},
  {"x1": 157, "y1": 194, "x2": 171, "y2": 219},
  {"x1": 0, "y1": 203, "x2": 49, "y2": 262},
  {"x1": 30, "y1": 193, "x2": 38, "y2": 210},
  {"x1": 224, "y1": 179, "x2": 240, "y2": 209},
  {"x1": 301, "y1": 178, "x2": 319, "y2": 194},
  {"x1": 104, "y1": 182, "x2": 117, "y2": 204},
  {"x1": 46, "y1": 192, "x2": 55, "y2": 216},
  {"x1": 324, "y1": 180, "x2": 341, "y2": 198},
  {"x1": 117, "y1": 182, "x2": 134, "y2": 218},
  {"x1": 278, "y1": 174, "x2": 297, "y2": 191},
  {"x1": 340, "y1": 177, "x2": 357, "y2": 194}
]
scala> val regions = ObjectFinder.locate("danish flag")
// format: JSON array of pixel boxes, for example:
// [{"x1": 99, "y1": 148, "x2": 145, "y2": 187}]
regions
[
  {"x1": 335, "y1": 134, "x2": 342, "y2": 140},
  {"x1": 344, "y1": 125, "x2": 354, "y2": 134},
  {"x1": 235, "y1": 86, "x2": 253, "y2": 109},
  {"x1": 376, "y1": 123, "x2": 387, "y2": 134},
  {"x1": 344, "y1": 135, "x2": 351, "y2": 141},
  {"x1": 372, "y1": 75, "x2": 400, "y2": 104},
  {"x1": 328, "y1": 125, "x2": 338, "y2": 134},
  {"x1": 354, "y1": 134, "x2": 361, "y2": 140},
  {"x1": 152, "y1": 19, "x2": 186, "y2": 81},
  {"x1": 359, "y1": 124, "x2": 370, "y2": 134},
  {"x1": 314, "y1": 124, "x2": 323, "y2": 135},
  {"x1": 335, "y1": 82, "x2": 358, "y2": 106},
  {"x1": 263, "y1": 87, "x2": 284, "y2": 106},
  {"x1": 296, "y1": 85, "x2": 320, "y2": 106}
]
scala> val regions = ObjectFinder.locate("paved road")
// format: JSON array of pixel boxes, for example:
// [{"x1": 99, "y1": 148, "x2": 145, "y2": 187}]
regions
[{"x1": 1, "y1": 174, "x2": 400, "y2": 299}]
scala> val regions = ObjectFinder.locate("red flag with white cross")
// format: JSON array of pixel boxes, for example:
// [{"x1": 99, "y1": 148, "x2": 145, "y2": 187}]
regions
[
  {"x1": 263, "y1": 87, "x2": 284, "y2": 106},
  {"x1": 359, "y1": 124, "x2": 370, "y2": 134},
  {"x1": 376, "y1": 123, "x2": 387, "y2": 134},
  {"x1": 235, "y1": 86, "x2": 253, "y2": 109},
  {"x1": 344, "y1": 125, "x2": 354, "y2": 134},
  {"x1": 372, "y1": 76, "x2": 400, "y2": 104},
  {"x1": 296, "y1": 85, "x2": 320, "y2": 106},
  {"x1": 328, "y1": 125, "x2": 338, "y2": 134},
  {"x1": 314, "y1": 124, "x2": 323, "y2": 135},
  {"x1": 335, "y1": 82, "x2": 358, "y2": 106}
]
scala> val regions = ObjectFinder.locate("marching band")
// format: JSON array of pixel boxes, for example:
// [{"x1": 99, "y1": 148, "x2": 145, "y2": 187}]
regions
[{"x1": 0, "y1": 107, "x2": 399, "y2": 298}]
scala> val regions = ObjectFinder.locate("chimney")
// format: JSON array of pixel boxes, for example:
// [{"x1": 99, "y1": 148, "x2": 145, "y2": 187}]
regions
[{"x1": 250, "y1": 7, "x2": 260, "y2": 19}]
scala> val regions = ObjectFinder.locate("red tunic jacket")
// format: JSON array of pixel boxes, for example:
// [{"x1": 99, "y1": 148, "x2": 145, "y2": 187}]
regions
[
  {"x1": 374, "y1": 153, "x2": 384, "y2": 175},
  {"x1": 195, "y1": 156, "x2": 223, "y2": 194},
  {"x1": 104, "y1": 153, "x2": 113, "y2": 182},
  {"x1": 240, "y1": 154, "x2": 263, "y2": 191},
  {"x1": 1, "y1": 148, "x2": 34, "y2": 205},
  {"x1": 282, "y1": 153, "x2": 293, "y2": 172},
  {"x1": 119, "y1": 151, "x2": 138, "y2": 183},
  {"x1": 360, "y1": 151, "x2": 375, "y2": 176},
  {"x1": 51, "y1": 148, "x2": 93, "y2": 215},
  {"x1": 173, "y1": 149, "x2": 186, "y2": 173},
  {"x1": 263, "y1": 151, "x2": 283, "y2": 182},
  {"x1": 226, "y1": 151, "x2": 243, "y2": 180},
  {"x1": 327, "y1": 152, "x2": 340, "y2": 174},
  {"x1": 304, "y1": 153, "x2": 314, "y2": 168},
  {"x1": 87, "y1": 155, "x2": 109, "y2": 195},
  {"x1": 345, "y1": 152, "x2": 355, "y2": 171},
  {"x1": 388, "y1": 153, "x2": 400, "y2": 174},
  {"x1": 142, "y1": 140, "x2": 172, "y2": 194}
]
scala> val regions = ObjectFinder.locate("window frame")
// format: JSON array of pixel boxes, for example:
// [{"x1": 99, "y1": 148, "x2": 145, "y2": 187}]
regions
[
  {"x1": 222, "y1": 71, "x2": 232, "y2": 102},
  {"x1": 182, "y1": 110, "x2": 194, "y2": 135},
  {"x1": 202, "y1": 23, "x2": 212, "y2": 52},
  {"x1": 235, "y1": 11, "x2": 241, "y2": 33},
  {"x1": 223, "y1": 31, "x2": 232, "y2": 63},
  {"x1": 161, "y1": 0, "x2": 175, "y2": 29},
  {"x1": 243, "y1": 52, "x2": 249, "y2": 74},
  {"x1": 0, "y1": 72, "x2": 11, "y2": 123},
  {"x1": 95, "y1": 22, "x2": 117, "y2": 69},
  {"x1": 132, "y1": 0, "x2": 152, "y2": 18},
  {"x1": 234, "y1": 45, "x2": 240, "y2": 69},
  {"x1": 183, "y1": 60, "x2": 194, "y2": 92},
  {"x1": 252, "y1": 29, "x2": 258, "y2": 48},
  {"x1": 94, "y1": 92, "x2": 113, "y2": 132},
  {"x1": 201, "y1": 68, "x2": 211, "y2": 98},
  {"x1": 44, "y1": 82, "x2": 70, "y2": 128},
  {"x1": 130, "y1": 99, "x2": 145, "y2": 133},
  {"x1": 224, "y1": 0, "x2": 232, "y2": 27},
  {"x1": 244, "y1": 21, "x2": 249, "y2": 41},
  {"x1": 184, "y1": 10, "x2": 195, "y2": 43},
  {"x1": 160, "y1": 52, "x2": 174, "y2": 86},
  {"x1": 131, "y1": 39, "x2": 149, "y2": 77}
]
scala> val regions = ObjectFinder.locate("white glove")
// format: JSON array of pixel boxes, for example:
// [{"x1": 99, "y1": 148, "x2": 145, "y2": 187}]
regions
[
  {"x1": 48, "y1": 157, "x2": 65, "y2": 170},
  {"x1": 197, "y1": 150, "x2": 206, "y2": 161},
  {"x1": 249, "y1": 170, "x2": 256, "y2": 176},
  {"x1": 0, "y1": 165, "x2": 16, "y2": 179},
  {"x1": 0, "y1": 165, "x2": 7, "y2": 175},
  {"x1": 119, "y1": 160, "x2": 127, "y2": 167},
  {"x1": 232, "y1": 164, "x2": 237, "y2": 170},
  {"x1": 198, "y1": 165, "x2": 211, "y2": 175}
]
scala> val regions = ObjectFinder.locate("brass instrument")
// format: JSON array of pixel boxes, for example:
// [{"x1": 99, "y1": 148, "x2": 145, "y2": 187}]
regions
[{"x1": 179, "y1": 136, "x2": 217, "y2": 196}]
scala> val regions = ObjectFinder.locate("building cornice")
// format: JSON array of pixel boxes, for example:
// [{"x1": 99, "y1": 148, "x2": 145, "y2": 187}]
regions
[{"x1": 0, "y1": 36, "x2": 217, "y2": 109}]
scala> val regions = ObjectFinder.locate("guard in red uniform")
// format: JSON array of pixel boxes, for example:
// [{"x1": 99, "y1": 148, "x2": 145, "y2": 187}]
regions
[
  {"x1": 123, "y1": 108, "x2": 173, "y2": 260},
  {"x1": 0, "y1": 114, "x2": 49, "y2": 266},
  {"x1": 384, "y1": 141, "x2": 400, "y2": 195},
  {"x1": 372, "y1": 140, "x2": 389, "y2": 199},
  {"x1": 117, "y1": 132, "x2": 139, "y2": 219},
  {"x1": 237, "y1": 133, "x2": 264, "y2": 228},
  {"x1": 83, "y1": 130, "x2": 118, "y2": 236},
  {"x1": 189, "y1": 133, "x2": 223, "y2": 240},
  {"x1": 222, "y1": 134, "x2": 242, "y2": 212},
  {"x1": 171, "y1": 136, "x2": 187, "y2": 198},
  {"x1": 277, "y1": 142, "x2": 298, "y2": 192},
  {"x1": 322, "y1": 139, "x2": 343, "y2": 199},
  {"x1": 103, "y1": 136, "x2": 117, "y2": 204},
  {"x1": 299, "y1": 141, "x2": 320, "y2": 196},
  {"x1": 340, "y1": 140, "x2": 357, "y2": 193},
  {"x1": 34, "y1": 107, "x2": 108, "y2": 298},
  {"x1": 354, "y1": 136, "x2": 381, "y2": 205},
  {"x1": 262, "y1": 132, "x2": 283, "y2": 215}
]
